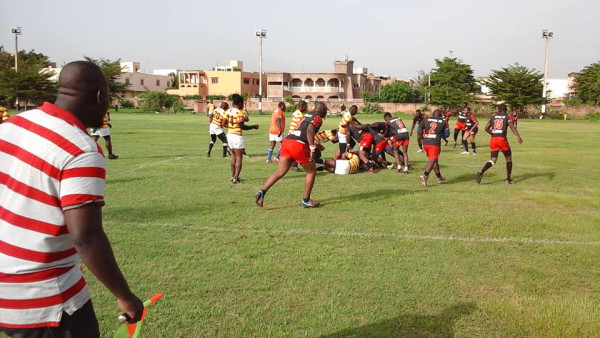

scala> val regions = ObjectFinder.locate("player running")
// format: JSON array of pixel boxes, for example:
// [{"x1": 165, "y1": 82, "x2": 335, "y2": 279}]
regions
[
  {"x1": 255, "y1": 102, "x2": 328, "y2": 208},
  {"x1": 419, "y1": 109, "x2": 447, "y2": 187},
  {"x1": 461, "y1": 107, "x2": 479, "y2": 155},
  {"x1": 207, "y1": 101, "x2": 230, "y2": 157},
  {"x1": 266, "y1": 102, "x2": 286, "y2": 163},
  {"x1": 288, "y1": 101, "x2": 308, "y2": 170},
  {"x1": 410, "y1": 109, "x2": 427, "y2": 152},
  {"x1": 476, "y1": 104, "x2": 523, "y2": 184}
]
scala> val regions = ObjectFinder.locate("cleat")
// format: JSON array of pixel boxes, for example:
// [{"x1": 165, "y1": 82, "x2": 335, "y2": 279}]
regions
[
  {"x1": 301, "y1": 199, "x2": 320, "y2": 208},
  {"x1": 437, "y1": 176, "x2": 447, "y2": 184},
  {"x1": 403, "y1": 168, "x2": 409, "y2": 174},
  {"x1": 472, "y1": 151, "x2": 478, "y2": 155},
  {"x1": 108, "y1": 154, "x2": 119, "y2": 159},
  {"x1": 207, "y1": 152, "x2": 211, "y2": 157},
  {"x1": 419, "y1": 175, "x2": 428, "y2": 187},
  {"x1": 254, "y1": 190, "x2": 265, "y2": 207},
  {"x1": 476, "y1": 171, "x2": 483, "y2": 184},
  {"x1": 387, "y1": 164, "x2": 395, "y2": 170},
  {"x1": 232, "y1": 178, "x2": 243, "y2": 184},
  {"x1": 265, "y1": 160, "x2": 272, "y2": 164},
  {"x1": 416, "y1": 149, "x2": 423, "y2": 153},
  {"x1": 273, "y1": 157, "x2": 279, "y2": 163},
  {"x1": 506, "y1": 179, "x2": 515, "y2": 185},
  {"x1": 461, "y1": 151, "x2": 469, "y2": 155},
  {"x1": 453, "y1": 142, "x2": 457, "y2": 148}
]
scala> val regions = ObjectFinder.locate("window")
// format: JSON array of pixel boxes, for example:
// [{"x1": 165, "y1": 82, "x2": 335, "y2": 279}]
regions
[
  {"x1": 243, "y1": 78, "x2": 250, "y2": 85},
  {"x1": 140, "y1": 79, "x2": 144, "y2": 85},
  {"x1": 167, "y1": 81, "x2": 171, "y2": 87},
  {"x1": 125, "y1": 78, "x2": 130, "y2": 85},
  {"x1": 156, "y1": 80, "x2": 160, "y2": 86},
  {"x1": 212, "y1": 77, "x2": 219, "y2": 84},
  {"x1": 352, "y1": 83, "x2": 359, "y2": 89}
]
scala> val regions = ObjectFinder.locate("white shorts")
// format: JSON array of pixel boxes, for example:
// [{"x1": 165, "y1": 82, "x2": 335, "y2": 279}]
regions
[
  {"x1": 269, "y1": 133, "x2": 285, "y2": 142},
  {"x1": 338, "y1": 132, "x2": 348, "y2": 144},
  {"x1": 334, "y1": 160, "x2": 350, "y2": 175},
  {"x1": 227, "y1": 134, "x2": 245, "y2": 149},
  {"x1": 209, "y1": 124, "x2": 224, "y2": 135},
  {"x1": 91, "y1": 127, "x2": 110, "y2": 137}
]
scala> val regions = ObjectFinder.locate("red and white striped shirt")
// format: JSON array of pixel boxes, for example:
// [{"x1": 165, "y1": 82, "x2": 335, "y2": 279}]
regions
[{"x1": 0, "y1": 102, "x2": 106, "y2": 329}]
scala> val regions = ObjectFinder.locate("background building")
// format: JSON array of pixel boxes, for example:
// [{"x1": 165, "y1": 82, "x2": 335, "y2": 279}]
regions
[{"x1": 115, "y1": 62, "x2": 172, "y2": 103}]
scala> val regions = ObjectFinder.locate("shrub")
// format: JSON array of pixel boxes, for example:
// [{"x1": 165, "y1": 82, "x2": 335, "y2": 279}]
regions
[
  {"x1": 361, "y1": 103, "x2": 383, "y2": 114},
  {"x1": 585, "y1": 112, "x2": 600, "y2": 122}
]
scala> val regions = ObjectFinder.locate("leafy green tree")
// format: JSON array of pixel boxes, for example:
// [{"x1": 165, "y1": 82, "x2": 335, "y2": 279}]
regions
[
  {"x1": 361, "y1": 91, "x2": 380, "y2": 103},
  {"x1": 485, "y1": 64, "x2": 543, "y2": 111},
  {"x1": 572, "y1": 61, "x2": 600, "y2": 106},
  {"x1": 139, "y1": 91, "x2": 179, "y2": 111},
  {"x1": 380, "y1": 82, "x2": 419, "y2": 103},
  {"x1": 0, "y1": 46, "x2": 57, "y2": 108},
  {"x1": 429, "y1": 57, "x2": 478, "y2": 108},
  {"x1": 168, "y1": 72, "x2": 179, "y2": 89},
  {"x1": 84, "y1": 56, "x2": 129, "y2": 100}
]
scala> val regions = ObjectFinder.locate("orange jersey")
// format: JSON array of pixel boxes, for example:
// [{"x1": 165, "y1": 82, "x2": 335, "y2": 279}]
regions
[
  {"x1": 211, "y1": 107, "x2": 225, "y2": 127},
  {"x1": 226, "y1": 108, "x2": 245, "y2": 135},
  {"x1": 338, "y1": 111, "x2": 357, "y2": 134},
  {"x1": 288, "y1": 110, "x2": 304, "y2": 134},
  {"x1": 269, "y1": 108, "x2": 285, "y2": 135},
  {"x1": 101, "y1": 112, "x2": 110, "y2": 128},
  {"x1": 0, "y1": 106, "x2": 9, "y2": 123},
  {"x1": 314, "y1": 130, "x2": 335, "y2": 144},
  {"x1": 346, "y1": 153, "x2": 360, "y2": 174}
]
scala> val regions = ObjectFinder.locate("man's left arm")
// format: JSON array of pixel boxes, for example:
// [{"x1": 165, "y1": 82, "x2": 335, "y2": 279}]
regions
[{"x1": 509, "y1": 122, "x2": 523, "y2": 144}]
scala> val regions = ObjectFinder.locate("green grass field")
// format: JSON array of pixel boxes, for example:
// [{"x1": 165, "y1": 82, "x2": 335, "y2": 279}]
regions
[{"x1": 83, "y1": 110, "x2": 599, "y2": 337}]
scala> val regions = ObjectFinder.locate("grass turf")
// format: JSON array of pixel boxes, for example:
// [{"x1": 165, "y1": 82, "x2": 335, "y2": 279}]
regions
[{"x1": 83, "y1": 110, "x2": 598, "y2": 337}]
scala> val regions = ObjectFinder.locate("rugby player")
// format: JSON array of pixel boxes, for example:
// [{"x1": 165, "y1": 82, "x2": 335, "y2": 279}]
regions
[
  {"x1": 410, "y1": 109, "x2": 427, "y2": 152},
  {"x1": 226, "y1": 94, "x2": 259, "y2": 184},
  {"x1": 207, "y1": 101, "x2": 229, "y2": 157},
  {"x1": 384, "y1": 112, "x2": 410, "y2": 173},
  {"x1": 266, "y1": 102, "x2": 286, "y2": 163},
  {"x1": 418, "y1": 109, "x2": 447, "y2": 187}
]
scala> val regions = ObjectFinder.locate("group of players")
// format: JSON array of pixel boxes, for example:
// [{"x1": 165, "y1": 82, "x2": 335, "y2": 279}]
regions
[{"x1": 206, "y1": 96, "x2": 523, "y2": 208}]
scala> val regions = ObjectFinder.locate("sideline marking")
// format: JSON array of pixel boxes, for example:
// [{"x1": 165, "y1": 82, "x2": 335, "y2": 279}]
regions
[{"x1": 104, "y1": 221, "x2": 600, "y2": 246}]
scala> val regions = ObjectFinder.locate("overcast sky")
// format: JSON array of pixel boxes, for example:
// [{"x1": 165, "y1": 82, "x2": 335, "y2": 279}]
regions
[{"x1": 1, "y1": 0, "x2": 598, "y2": 79}]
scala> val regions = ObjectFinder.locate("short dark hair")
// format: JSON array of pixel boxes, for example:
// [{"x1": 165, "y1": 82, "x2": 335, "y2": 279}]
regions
[
  {"x1": 416, "y1": 109, "x2": 421, "y2": 113},
  {"x1": 231, "y1": 94, "x2": 244, "y2": 106},
  {"x1": 383, "y1": 112, "x2": 392, "y2": 119},
  {"x1": 278, "y1": 102, "x2": 286, "y2": 109},
  {"x1": 498, "y1": 104, "x2": 507, "y2": 112}
]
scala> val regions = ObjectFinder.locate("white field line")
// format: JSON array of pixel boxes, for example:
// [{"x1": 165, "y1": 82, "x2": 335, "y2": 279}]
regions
[
  {"x1": 104, "y1": 221, "x2": 600, "y2": 246},
  {"x1": 111, "y1": 156, "x2": 192, "y2": 176}
]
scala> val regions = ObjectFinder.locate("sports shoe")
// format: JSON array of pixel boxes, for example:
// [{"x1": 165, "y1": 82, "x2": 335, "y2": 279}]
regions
[
  {"x1": 403, "y1": 167, "x2": 409, "y2": 174},
  {"x1": 419, "y1": 175, "x2": 428, "y2": 187},
  {"x1": 453, "y1": 142, "x2": 457, "y2": 148},
  {"x1": 416, "y1": 149, "x2": 423, "y2": 153},
  {"x1": 273, "y1": 157, "x2": 279, "y2": 163},
  {"x1": 108, "y1": 154, "x2": 119, "y2": 159},
  {"x1": 472, "y1": 151, "x2": 478, "y2": 155},
  {"x1": 476, "y1": 171, "x2": 483, "y2": 184},
  {"x1": 437, "y1": 176, "x2": 447, "y2": 184},
  {"x1": 232, "y1": 178, "x2": 243, "y2": 184},
  {"x1": 387, "y1": 164, "x2": 395, "y2": 170},
  {"x1": 254, "y1": 190, "x2": 265, "y2": 207},
  {"x1": 207, "y1": 151, "x2": 211, "y2": 157},
  {"x1": 301, "y1": 199, "x2": 320, "y2": 208},
  {"x1": 506, "y1": 179, "x2": 515, "y2": 184},
  {"x1": 461, "y1": 151, "x2": 469, "y2": 155},
  {"x1": 265, "y1": 160, "x2": 272, "y2": 164}
]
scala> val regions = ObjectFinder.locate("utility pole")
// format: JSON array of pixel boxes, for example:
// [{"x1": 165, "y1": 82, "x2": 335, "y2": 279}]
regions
[
  {"x1": 12, "y1": 27, "x2": 22, "y2": 110},
  {"x1": 541, "y1": 29, "x2": 554, "y2": 119},
  {"x1": 255, "y1": 29, "x2": 266, "y2": 114}
]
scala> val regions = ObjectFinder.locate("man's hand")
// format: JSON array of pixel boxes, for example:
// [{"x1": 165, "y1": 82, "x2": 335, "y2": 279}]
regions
[
  {"x1": 517, "y1": 137, "x2": 523, "y2": 144},
  {"x1": 108, "y1": 123, "x2": 113, "y2": 128},
  {"x1": 118, "y1": 293, "x2": 144, "y2": 323},
  {"x1": 253, "y1": 124, "x2": 259, "y2": 129}
]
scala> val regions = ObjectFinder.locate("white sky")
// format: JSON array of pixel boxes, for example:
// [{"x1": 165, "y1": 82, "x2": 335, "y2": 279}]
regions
[{"x1": 1, "y1": 0, "x2": 598, "y2": 79}]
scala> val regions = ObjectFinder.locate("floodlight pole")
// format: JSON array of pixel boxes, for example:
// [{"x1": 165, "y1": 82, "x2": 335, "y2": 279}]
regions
[
  {"x1": 256, "y1": 29, "x2": 266, "y2": 113},
  {"x1": 541, "y1": 29, "x2": 553, "y2": 119},
  {"x1": 12, "y1": 27, "x2": 22, "y2": 110}
]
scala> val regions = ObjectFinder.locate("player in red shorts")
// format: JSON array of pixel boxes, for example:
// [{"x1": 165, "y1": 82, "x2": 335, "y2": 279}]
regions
[
  {"x1": 476, "y1": 104, "x2": 523, "y2": 184},
  {"x1": 384, "y1": 112, "x2": 410, "y2": 173},
  {"x1": 453, "y1": 107, "x2": 468, "y2": 148},
  {"x1": 418, "y1": 109, "x2": 447, "y2": 187},
  {"x1": 410, "y1": 109, "x2": 427, "y2": 152},
  {"x1": 255, "y1": 102, "x2": 328, "y2": 208},
  {"x1": 461, "y1": 107, "x2": 479, "y2": 155}
]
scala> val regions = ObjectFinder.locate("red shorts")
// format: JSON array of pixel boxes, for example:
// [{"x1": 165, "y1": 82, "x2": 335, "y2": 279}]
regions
[
  {"x1": 373, "y1": 140, "x2": 389, "y2": 154},
  {"x1": 490, "y1": 137, "x2": 510, "y2": 152},
  {"x1": 394, "y1": 139, "x2": 409, "y2": 147},
  {"x1": 359, "y1": 133, "x2": 374, "y2": 150},
  {"x1": 423, "y1": 145, "x2": 441, "y2": 160},
  {"x1": 280, "y1": 138, "x2": 311, "y2": 163},
  {"x1": 455, "y1": 121, "x2": 466, "y2": 130}
]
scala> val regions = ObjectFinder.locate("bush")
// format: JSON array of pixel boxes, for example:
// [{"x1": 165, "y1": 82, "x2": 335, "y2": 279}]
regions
[
  {"x1": 168, "y1": 99, "x2": 185, "y2": 114},
  {"x1": 585, "y1": 112, "x2": 600, "y2": 122},
  {"x1": 206, "y1": 95, "x2": 225, "y2": 100},
  {"x1": 361, "y1": 103, "x2": 383, "y2": 114},
  {"x1": 118, "y1": 99, "x2": 135, "y2": 109},
  {"x1": 185, "y1": 95, "x2": 204, "y2": 100},
  {"x1": 139, "y1": 92, "x2": 180, "y2": 111}
]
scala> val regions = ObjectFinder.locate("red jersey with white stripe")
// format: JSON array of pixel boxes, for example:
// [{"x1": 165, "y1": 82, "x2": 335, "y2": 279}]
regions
[{"x1": 0, "y1": 102, "x2": 106, "y2": 328}]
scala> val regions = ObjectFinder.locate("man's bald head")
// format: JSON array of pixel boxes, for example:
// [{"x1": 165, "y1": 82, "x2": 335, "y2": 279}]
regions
[
  {"x1": 55, "y1": 61, "x2": 110, "y2": 128},
  {"x1": 315, "y1": 102, "x2": 328, "y2": 118}
]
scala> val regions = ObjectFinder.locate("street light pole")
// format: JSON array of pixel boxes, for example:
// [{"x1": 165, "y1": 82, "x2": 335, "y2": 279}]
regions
[
  {"x1": 255, "y1": 29, "x2": 266, "y2": 113},
  {"x1": 12, "y1": 27, "x2": 22, "y2": 110},
  {"x1": 541, "y1": 29, "x2": 554, "y2": 119}
]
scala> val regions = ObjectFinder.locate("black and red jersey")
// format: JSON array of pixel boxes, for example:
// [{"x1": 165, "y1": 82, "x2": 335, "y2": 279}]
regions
[
  {"x1": 419, "y1": 117, "x2": 446, "y2": 146},
  {"x1": 387, "y1": 117, "x2": 409, "y2": 140},
  {"x1": 370, "y1": 122, "x2": 387, "y2": 134},
  {"x1": 488, "y1": 113, "x2": 511, "y2": 138},
  {"x1": 287, "y1": 113, "x2": 323, "y2": 144},
  {"x1": 466, "y1": 113, "x2": 478, "y2": 131},
  {"x1": 457, "y1": 110, "x2": 467, "y2": 122},
  {"x1": 413, "y1": 113, "x2": 426, "y2": 124},
  {"x1": 366, "y1": 125, "x2": 385, "y2": 144}
]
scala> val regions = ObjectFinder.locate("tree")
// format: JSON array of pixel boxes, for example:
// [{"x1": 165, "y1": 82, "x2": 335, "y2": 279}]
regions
[
  {"x1": 429, "y1": 57, "x2": 478, "y2": 108},
  {"x1": 572, "y1": 61, "x2": 600, "y2": 106},
  {"x1": 139, "y1": 91, "x2": 180, "y2": 111},
  {"x1": 362, "y1": 82, "x2": 420, "y2": 103},
  {"x1": 168, "y1": 72, "x2": 179, "y2": 89},
  {"x1": 485, "y1": 64, "x2": 543, "y2": 111},
  {"x1": 0, "y1": 46, "x2": 57, "y2": 108},
  {"x1": 84, "y1": 56, "x2": 129, "y2": 100}
]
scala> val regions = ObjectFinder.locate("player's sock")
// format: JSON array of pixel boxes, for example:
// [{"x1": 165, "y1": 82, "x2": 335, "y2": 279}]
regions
[
  {"x1": 423, "y1": 171, "x2": 430, "y2": 177},
  {"x1": 481, "y1": 160, "x2": 494, "y2": 173},
  {"x1": 506, "y1": 161, "x2": 513, "y2": 180},
  {"x1": 436, "y1": 172, "x2": 442, "y2": 178},
  {"x1": 275, "y1": 148, "x2": 281, "y2": 159},
  {"x1": 471, "y1": 142, "x2": 476, "y2": 153},
  {"x1": 462, "y1": 140, "x2": 469, "y2": 152},
  {"x1": 222, "y1": 145, "x2": 228, "y2": 157},
  {"x1": 315, "y1": 158, "x2": 324, "y2": 165},
  {"x1": 207, "y1": 142, "x2": 214, "y2": 155},
  {"x1": 316, "y1": 166, "x2": 325, "y2": 172},
  {"x1": 302, "y1": 198, "x2": 310, "y2": 203},
  {"x1": 267, "y1": 148, "x2": 273, "y2": 161}
]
